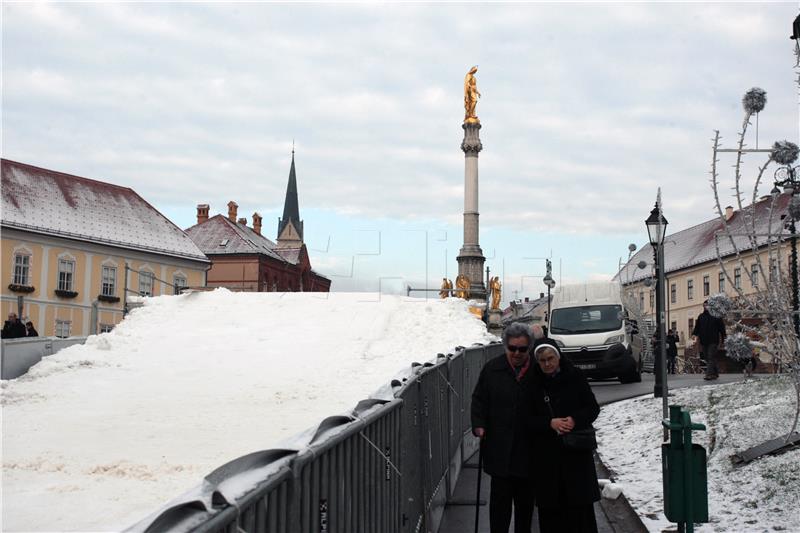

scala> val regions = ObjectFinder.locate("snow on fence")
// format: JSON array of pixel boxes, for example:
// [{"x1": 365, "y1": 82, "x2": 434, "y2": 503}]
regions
[{"x1": 127, "y1": 342, "x2": 501, "y2": 533}]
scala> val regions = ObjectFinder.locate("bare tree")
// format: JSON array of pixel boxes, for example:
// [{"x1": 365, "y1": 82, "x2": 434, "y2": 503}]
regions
[{"x1": 708, "y1": 46, "x2": 800, "y2": 437}]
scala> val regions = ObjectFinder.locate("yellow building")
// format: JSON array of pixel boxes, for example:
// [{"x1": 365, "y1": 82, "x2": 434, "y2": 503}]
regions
[
  {"x1": 1, "y1": 159, "x2": 210, "y2": 337},
  {"x1": 616, "y1": 194, "x2": 791, "y2": 360}
]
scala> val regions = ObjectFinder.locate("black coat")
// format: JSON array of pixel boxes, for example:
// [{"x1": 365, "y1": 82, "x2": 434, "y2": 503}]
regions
[
  {"x1": 2, "y1": 319, "x2": 27, "y2": 339},
  {"x1": 471, "y1": 354, "x2": 534, "y2": 478},
  {"x1": 528, "y1": 358, "x2": 601, "y2": 509},
  {"x1": 692, "y1": 310, "x2": 725, "y2": 346}
]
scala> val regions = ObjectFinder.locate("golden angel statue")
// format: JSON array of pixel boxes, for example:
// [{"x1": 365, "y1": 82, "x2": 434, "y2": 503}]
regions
[
  {"x1": 490, "y1": 276, "x2": 502, "y2": 310},
  {"x1": 455, "y1": 274, "x2": 471, "y2": 299},
  {"x1": 464, "y1": 66, "x2": 481, "y2": 123},
  {"x1": 439, "y1": 278, "x2": 453, "y2": 299}
]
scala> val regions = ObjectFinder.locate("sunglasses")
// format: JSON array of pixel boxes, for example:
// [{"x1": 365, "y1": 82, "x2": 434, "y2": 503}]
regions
[{"x1": 506, "y1": 345, "x2": 530, "y2": 353}]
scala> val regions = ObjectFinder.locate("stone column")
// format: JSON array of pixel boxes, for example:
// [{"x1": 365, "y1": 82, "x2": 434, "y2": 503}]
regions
[{"x1": 457, "y1": 121, "x2": 486, "y2": 298}]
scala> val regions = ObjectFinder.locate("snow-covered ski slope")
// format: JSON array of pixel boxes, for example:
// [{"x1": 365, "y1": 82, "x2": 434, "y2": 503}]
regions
[{"x1": 2, "y1": 290, "x2": 496, "y2": 531}]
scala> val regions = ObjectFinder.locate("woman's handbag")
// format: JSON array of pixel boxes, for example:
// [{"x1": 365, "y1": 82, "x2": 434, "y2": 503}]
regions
[{"x1": 543, "y1": 393, "x2": 598, "y2": 451}]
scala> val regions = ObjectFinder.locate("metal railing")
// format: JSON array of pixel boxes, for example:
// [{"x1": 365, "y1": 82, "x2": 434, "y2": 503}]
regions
[{"x1": 128, "y1": 342, "x2": 503, "y2": 533}]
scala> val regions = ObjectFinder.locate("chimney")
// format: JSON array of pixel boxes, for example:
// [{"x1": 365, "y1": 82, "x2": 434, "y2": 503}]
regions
[
  {"x1": 196, "y1": 204, "x2": 209, "y2": 225},
  {"x1": 540, "y1": 292, "x2": 544, "y2": 299},
  {"x1": 725, "y1": 205, "x2": 734, "y2": 221},
  {"x1": 238, "y1": 217, "x2": 247, "y2": 225},
  {"x1": 524, "y1": 297, "x2": 529, "y2": 302},
  {"x1": 227, "y1": 201, "x2": 238, "y2": 222},
  {"x1": 253, "y1": 212, "x2": 263, "y2": 235}
]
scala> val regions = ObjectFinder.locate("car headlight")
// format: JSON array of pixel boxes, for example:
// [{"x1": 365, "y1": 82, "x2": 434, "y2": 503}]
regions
[
  {"x1": 554, "y1": 339, "x2": 565, "y2": 348},
  {"x1": 605, "y1": 334, "x2": 624, "y2": 345}
]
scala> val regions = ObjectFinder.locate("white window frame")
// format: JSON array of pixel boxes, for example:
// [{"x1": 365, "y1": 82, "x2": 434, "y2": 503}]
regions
[
  {"x1": 101, "y1": 265, "x2": 117, "y2": 296},
  {"x1": 734, "y1": 267, "x2": 742, "y2": 289},
  {"x1": 99, "y1": 324, "x2": 114, "y2": 333},
  {"x1": 13, "y1": 253, "x2": 31, "y2": 285},
  {"x1": 751, "y1": 263, "x2": 759, "y2": 287},
  {"x1": 173, "y1": 275, "x2": 187, "y2": 295},
  {"x1": 139, "y1": 271, "x2": 154, "y2": 296},
  {"x1": 57, "y1": 258, "x2": 75, "y2": 291},
  {"x1": 55, "y1": 319, "x2": 71, "y2": 338}
]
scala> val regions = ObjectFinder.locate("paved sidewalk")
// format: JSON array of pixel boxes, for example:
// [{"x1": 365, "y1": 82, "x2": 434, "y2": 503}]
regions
[{"x1": 438, "y1": 451, "x2": 614, "y2": 533}]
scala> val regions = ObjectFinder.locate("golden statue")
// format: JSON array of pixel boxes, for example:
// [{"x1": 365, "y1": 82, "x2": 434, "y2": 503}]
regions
[
  {"x1": 455, "y1": 274, "x2": 471, "y2": 299},
  {"x1": 490, "y1": 276, "x2": 502, "y2": 310},
  {"x1": 439, "y1": 278, "x2": 453, "y2": 299},
  {"x1": 464, "y1": 66, "x2": 481, "y2": 123}
]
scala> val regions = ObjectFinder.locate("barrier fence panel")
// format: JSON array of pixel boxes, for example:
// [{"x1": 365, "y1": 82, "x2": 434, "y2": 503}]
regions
[{"x1": 127, "y1": 341, "x2": 507, "y2": 533}]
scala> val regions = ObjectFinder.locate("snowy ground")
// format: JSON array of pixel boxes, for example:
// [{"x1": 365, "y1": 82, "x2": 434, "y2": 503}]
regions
[
  {"x1": 1, "y1": 290, "x2": 496, "y2": 532},
  {"x1": 596, "y1": 376, "x2": 800, "y2": 533}
]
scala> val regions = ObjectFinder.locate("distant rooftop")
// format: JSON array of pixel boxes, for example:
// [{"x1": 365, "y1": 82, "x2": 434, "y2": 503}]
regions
[
  {"x1": 615, "y1": 193, "x2": 792, "y2": 284},
  {"x1": 185, "y1": 214, "x2": 288, "y2": 262},
  {"x1": 1, "y1": 159, "x2": 209, "y2": 262}
]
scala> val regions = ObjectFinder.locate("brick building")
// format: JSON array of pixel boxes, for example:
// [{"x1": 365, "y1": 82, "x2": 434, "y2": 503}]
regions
[{"x1": 185, "y1": 153, "x2": 331, "y2": 292}]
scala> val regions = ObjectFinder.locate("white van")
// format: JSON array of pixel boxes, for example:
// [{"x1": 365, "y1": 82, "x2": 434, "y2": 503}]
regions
[{"x1": 547, "y1": 281, "x2": 642, "y2": 383}]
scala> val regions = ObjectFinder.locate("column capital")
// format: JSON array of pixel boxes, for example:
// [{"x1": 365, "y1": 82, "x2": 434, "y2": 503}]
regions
[{"x1": 461, "y1": 122, "x2": 483, "y2": 154}]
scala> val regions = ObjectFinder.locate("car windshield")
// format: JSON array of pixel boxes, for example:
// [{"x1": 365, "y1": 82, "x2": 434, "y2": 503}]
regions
[{"x1": 550, "y1": 305, "x2": 623, "y2": 334}]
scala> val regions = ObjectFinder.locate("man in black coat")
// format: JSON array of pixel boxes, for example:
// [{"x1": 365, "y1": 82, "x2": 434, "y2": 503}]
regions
[
  {"x1": 2, "y1": 313, "x2": 27, "y2": 339},
  {"x1": 529, "y1": 341, "x2": 600, "y2": 533},
  {"x1": 692, "y1": 300, "x2": 726, "y2": 380},
  {"x1": 471, "y1": 322, "x2": 535, "y2": 533}
]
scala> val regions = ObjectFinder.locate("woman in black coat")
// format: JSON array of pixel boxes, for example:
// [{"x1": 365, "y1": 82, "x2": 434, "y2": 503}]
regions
[{"x1": 529, "y1": 341, "x2": 601, "y2": 533}]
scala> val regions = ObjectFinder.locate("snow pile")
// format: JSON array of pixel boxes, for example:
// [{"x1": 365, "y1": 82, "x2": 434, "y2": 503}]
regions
[
  {"x1": 1, "y1": 290, "x2": 496, "y2": 531},
  {"x1": 596, "y1": 376, "x2": 800, "y2": 532}
]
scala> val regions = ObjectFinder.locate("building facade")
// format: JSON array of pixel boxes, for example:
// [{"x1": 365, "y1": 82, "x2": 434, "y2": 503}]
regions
[
  {"x1": 616, "y1": 194, "x2": 792, "y2": 363},
  {"x1": 1, "y1": 159, "x2": 210, "y2": 337},
  {"x1": 184, "y1": 153, "x2": 331, "y2": 293}
]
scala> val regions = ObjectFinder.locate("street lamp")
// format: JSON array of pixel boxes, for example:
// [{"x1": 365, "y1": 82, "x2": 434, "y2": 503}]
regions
[
  {"x1": 543, "y1": 259, "x2": 556, "y2": 330},
  {"x1": 645, "y1": 194, "x2": 669, "y2": 407}
]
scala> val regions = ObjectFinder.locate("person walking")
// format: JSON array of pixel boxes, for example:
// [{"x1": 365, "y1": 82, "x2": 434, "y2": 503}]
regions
[
  {"x1": 692, "y1": 300, "x2": 726, "y2": 380},
  {"x1": 471, "y1": 322, "x2": 535, "y2": 533},
  {"x1": 666, "y1": 329, "x2": 678, "y2": 374},
  {"x1": 529, "y1": 341, "x2": 601, "y2": 533}
]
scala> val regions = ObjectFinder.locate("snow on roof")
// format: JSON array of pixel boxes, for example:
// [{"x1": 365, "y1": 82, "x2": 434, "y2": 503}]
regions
[
  {"x1": 274, "y1": 247, "x2": 302, "y2": 264},
  {"x1": 1, "y1": 159, "x2": 208, "y2": 262},
  {"x1": 184, "y1": 214, "x2": 288, "y2": 262},
  {"x1": 1, "y1": 290, "x2": 496, "y2": 531},
  {"x1": 615, "y1": 193, "x2": 792, "y2": 284}
]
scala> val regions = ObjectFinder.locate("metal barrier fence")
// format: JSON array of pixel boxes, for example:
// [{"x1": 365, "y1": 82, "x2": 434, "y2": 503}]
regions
[{"x1": 128, "y1": 341, "x2": 504, "y2": 533}]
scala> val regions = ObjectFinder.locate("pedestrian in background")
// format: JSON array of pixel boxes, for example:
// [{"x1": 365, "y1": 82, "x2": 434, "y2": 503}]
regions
[
  {"x1": 2, "y1": 312, "x2": 27, "y2": 339},
  {"x1": 25, "y1": 321, "x2": 39, "y2": 337},
  {"x1": 666, "y1": 329, "x2": 678, "y2": 374},
  {"x1": 529, "y1": 341, "x2": 600, "y2": 533},
  {"x1": 471, "y1": 322, "x2": 535, "y2": 533},
  {"x1": 692, "y1": 300, "x2": 726, "y2": 380}
]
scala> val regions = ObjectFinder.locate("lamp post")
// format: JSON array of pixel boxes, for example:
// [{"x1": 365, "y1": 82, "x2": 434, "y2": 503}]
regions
[
  {"x1": 645, "y1": 193, "x2": 669, "y2": 412},
  {"x1": 773, "y1": 162, "x2": 800, "y2": 339},
  {"x1": 543, "y1": 259, "x2": 556, "y2": 328}
]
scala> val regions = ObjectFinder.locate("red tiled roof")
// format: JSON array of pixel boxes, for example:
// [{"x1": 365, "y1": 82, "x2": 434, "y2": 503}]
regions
[
  {"x1": 1, "y1": 159, "x2": 209, "y2": 262},
  {"x1": 185, "y1": 215, "x2": 290, "y2": 262},
  {"x1": 616, "y1": 193, "x2": 792, "y2": 283}
]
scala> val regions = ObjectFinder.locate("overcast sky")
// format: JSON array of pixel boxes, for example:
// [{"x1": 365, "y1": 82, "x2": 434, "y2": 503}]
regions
[{"x1": 3, "y1": 2, "x2": 798, "y2": 300}]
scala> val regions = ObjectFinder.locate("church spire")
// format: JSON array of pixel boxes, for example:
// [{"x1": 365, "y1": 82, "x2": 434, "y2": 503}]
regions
[{"x1": 277, "y1": 148, "x2": 304, "y2": 246}]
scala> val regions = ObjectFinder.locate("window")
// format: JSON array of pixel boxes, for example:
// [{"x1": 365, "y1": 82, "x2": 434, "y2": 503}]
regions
[
  {"x1": 670, "y1": 283, "x2": 677, "y2": 304},
  {"x1": 139, "y1": 271, "x2": 154, "y2": 296},
  {"x1": 734, "y1": 268, "x2": 741, "y2": 289},
  {"x1": 751, "y1": 264, "x2": 759, "y2": 287},
  {"x1": 639, "y1": 291, "x2": 644, "y2": 310},
  {"x1": 13, "y1": 254, "x2": 30, "y2": 285},
  {"x1": 703, "y1": 275, "x2": 710, "y2": 297},
  {"x1": 688, "y1": 318, "x2": 694, "y2": 333},
  {"x1": 99, "y1": 324, "x2": 114, "y2": 333},
  {"x1": 173, "y1": 275, "x2": 187, "y2": 295},
  {"x1": 101, "y1": 266, "x2": 116, "y2": 296},
  {"x1": 649, "y1": 291, "x2": 655, "y2": 309},
  {"x1": 55, "y1": 319, "x2": 71, "y2": 338},
  {"x1": 687, "y1": 279, "x2": 694, "y2": 300},
  {"x1": 770, "y1": 258, "x2": 778, "y2": 281},
  {"x1": 719, "y1": 272, "x2": 726, "y2": 292},
  {"x1": 57, "y1": 259, "x2": 75, "y2": 291},
  {"x1": 671, "y1": 321, "x2": 677, "y2": 332}
]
